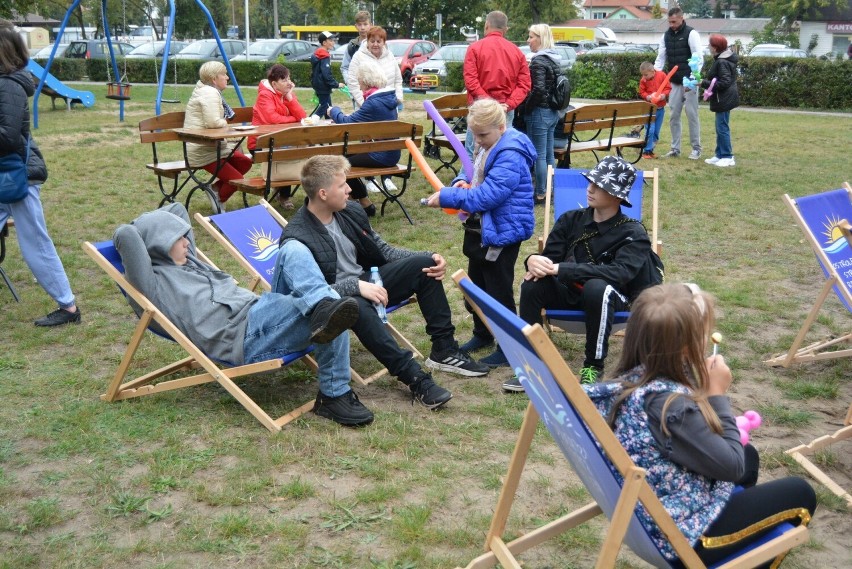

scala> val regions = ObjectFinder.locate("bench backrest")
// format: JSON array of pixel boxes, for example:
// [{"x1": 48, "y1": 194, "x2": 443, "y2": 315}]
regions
[
  {"x1": 139, "y1": 107, "x2": 253, "y2": 144},
  {"x1": 563, "y1": 101, "x2": 656, "y2": 135},
  {"x1": 253, "y1": 121, "x2": 423, "y2": 164},
  {"x1": 426, "y1": 93, "x2": 469, "y2": 131}
]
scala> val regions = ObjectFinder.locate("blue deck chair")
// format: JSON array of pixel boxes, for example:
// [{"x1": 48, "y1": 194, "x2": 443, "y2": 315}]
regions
[
  {"x1": 82, "y1": 238, "x2": 319, "y2": 433},
  {"x1": 539, "y1": 166, "x2": 659, "y2": 334},
  {"x1": 193, "y1": 200, "x2": 421, "y2": 385},
  {"x1": 452, "y1": 269, "x2": 810, "y2": 569},
  {"x1": 766, "y1": 183, "x2": 852, "y2": 507}
]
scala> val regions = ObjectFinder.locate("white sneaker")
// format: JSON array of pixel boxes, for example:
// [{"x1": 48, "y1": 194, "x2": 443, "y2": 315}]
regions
[
  {"x1": 207, "y1": 190, "x2": 226, "y2": 213},
  {"x1": 688, "y1": 150, "x2": 701, "y2": 160},
  {"x1": 704, "y1": 156, "x2": 720, "y2": 164},
  {"x1": 383, "y1": 178, "x2": 398, "y2": 192},
  {"x1": 715, "y1": 157, "x2": 736, "y2": 167},
  {"x1": 364, "y1": 178, "x2": 381, "y2": 193},
  {"x1": 661, "y1": 150, "x2": 680, "y2": 158}
]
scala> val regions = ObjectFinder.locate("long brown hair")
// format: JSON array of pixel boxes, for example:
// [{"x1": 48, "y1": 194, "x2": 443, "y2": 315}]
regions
[
  {"x1": 607, "y1": 283, "x2": 723, "y2": 434},
  {"x1": 0, "y1": 19, "x2": 29, "y2": 74}
]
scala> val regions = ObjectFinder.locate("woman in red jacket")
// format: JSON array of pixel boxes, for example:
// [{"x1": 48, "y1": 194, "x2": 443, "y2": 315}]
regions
[{"x1": 249, "y1": 64, "x2": 306, "y2": 209}]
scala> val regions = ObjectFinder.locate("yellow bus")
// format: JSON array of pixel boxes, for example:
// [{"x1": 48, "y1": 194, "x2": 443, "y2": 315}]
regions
[{"x1": 279, "y1": 25, "x2": 358, "y2": 44}]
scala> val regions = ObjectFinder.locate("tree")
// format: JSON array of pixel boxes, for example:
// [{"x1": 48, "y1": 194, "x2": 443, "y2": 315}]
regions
[
  {"x1": 651, "y1": 1, "x2": 663, "y2": 19},
  {"x1": 755, "y1": 0, "x2": 847, "y2": 26}
]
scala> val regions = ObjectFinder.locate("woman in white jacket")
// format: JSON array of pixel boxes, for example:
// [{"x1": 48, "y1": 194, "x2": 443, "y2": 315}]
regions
[
  {"x1": 183, "y1": 61, "x2": 252, "y2": 210},
  {"x1": 346, "y1": 27, "x2": 403, "y2": 107}
]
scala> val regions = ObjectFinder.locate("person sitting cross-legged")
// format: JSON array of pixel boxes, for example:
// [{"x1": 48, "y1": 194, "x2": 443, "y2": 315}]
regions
[
  {"x1": 114, "y1": 202, "x2": 372, "y2": 427},
  {"x1": 280, "y1": 156, "x2": 490, "y2": 409},
  {"x1": 513, "y1": 156, "x2": 661, "y2": 391}
]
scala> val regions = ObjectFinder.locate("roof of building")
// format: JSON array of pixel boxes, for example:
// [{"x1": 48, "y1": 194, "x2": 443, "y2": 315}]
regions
[
  {"x1": 581, "y1": 0, "x2": 653, "y2": 6},
  {"x1": 565, "y1": 17, "x2": 770, "y2": 35}
]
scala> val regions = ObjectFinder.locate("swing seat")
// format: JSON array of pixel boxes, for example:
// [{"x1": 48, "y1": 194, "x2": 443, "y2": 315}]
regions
[{"x1": 106, "y1": 82, "x2": 132, "y2": 101}]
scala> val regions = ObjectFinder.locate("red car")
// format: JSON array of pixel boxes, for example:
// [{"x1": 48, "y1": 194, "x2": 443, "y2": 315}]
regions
[{"x1": 386, "y1": 39, "x2": 437, "y2": 86}]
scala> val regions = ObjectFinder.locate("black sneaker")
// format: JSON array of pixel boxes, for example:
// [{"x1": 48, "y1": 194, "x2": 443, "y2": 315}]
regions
[
  {"x1": 35, "y1": 307, "x2": 82, "y2": 327},
  {"x1": 459, "y1": 335, "x2": 494, "y2": 353},
  {"x1": 425, "y1": 347, "x2": 489, "y2": 377},
  {"x1": 313, "y1": 390, "x2": 374, "y2": 426},
  {"x1": 309, "y1": 298, "x2": 359, "y2": 344},
  {"x1": 502, "y1": 375, "x2": 525, "y2": 393},
  {"x1": 479, "y1": 348, "x2": 509, "y2": 369},
  {"x1": 409, "y1": 371, "x2": 452, "y2": 410}
]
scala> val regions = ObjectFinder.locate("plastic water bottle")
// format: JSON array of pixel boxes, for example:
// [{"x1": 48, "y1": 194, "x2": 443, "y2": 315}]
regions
[{"x1": 370, "y1": 267, "x2": 388, "y2": 323}]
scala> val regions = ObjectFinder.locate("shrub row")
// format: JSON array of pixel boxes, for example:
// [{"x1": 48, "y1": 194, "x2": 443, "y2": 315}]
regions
[{"x1": 36, "y1": 55, "x2": 851, "y2": 111}]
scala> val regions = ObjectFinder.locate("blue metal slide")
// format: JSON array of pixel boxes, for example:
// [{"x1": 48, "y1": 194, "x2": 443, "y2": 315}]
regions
[{"x1": 27, "y1": 59, "x2": 95, "y2": 109}]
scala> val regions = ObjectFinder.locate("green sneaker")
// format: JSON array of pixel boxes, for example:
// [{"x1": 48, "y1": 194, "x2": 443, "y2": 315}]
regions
[{"x1": 579, "y1": 366, "x2": 600, "y2": 385}]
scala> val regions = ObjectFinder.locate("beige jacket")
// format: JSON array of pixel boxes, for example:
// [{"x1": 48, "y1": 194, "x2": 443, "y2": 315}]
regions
[{"x1": 183, "y1": 81, "x2": 236, "y2": 167}]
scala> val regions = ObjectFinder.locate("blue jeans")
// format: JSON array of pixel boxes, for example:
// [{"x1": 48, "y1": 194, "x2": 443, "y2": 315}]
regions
[
  {"x1": 314, "y1": 92, "x2": 332, "y2": 119},
  {"x1": 0, "y1": 184, "x2": 75, "y2": 309},
  {"x1": 243, "y1": 240, "x2": 351, "y2": 398},
  {"x1": 525, "y1": 106, "x2": 558, "y2": 197},
  {"x1": 714, "y1": 111, "x2": 733, "y2": 159},
  {"x1": 465, "y1": 109, "x2": 515, "y2": 159},
  {"x1": 644, "y1": 106, "x2": 666, "y2": 153}
]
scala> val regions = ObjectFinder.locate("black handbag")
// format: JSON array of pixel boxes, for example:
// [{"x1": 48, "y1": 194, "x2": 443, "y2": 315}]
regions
[{"x1": 0, "y1": 136, "x2": 30, "y2": 204}]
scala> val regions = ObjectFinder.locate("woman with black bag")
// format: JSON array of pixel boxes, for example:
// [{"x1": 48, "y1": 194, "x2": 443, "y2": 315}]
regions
[
  {"x1": 0, "y1": 20, "x2": 80, "y2": 326},
  {"x1": 522, "y1": 24, "x2": 562, "y2": 204}
]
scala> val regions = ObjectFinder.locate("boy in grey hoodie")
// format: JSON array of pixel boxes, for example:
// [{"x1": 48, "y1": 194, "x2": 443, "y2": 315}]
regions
[{"x1": 113, "y1": 203, "x2": 373, "y2": 426}]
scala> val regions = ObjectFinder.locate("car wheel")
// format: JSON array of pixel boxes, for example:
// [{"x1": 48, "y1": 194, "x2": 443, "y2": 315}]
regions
[{"x1": 403, "y1": 69, "x2": 412, "y2": 87}]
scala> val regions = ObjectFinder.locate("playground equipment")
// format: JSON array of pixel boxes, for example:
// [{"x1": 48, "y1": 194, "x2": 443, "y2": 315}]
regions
[
  {"x1": 34, "y1": 0, "x2": 246, "y2": 128},
  {"x1": 26, "y1": 59, "x2": 95, "y2": 109}
]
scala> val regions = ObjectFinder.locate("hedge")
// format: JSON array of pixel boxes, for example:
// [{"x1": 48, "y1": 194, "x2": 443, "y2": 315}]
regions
[{"x1": 37, "y1": 54, "x2": 851, "y2": 111}]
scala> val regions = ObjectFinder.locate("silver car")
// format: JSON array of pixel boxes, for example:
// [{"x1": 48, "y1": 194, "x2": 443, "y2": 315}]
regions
[
  {"x1": 412, "y1": 44, "x2": 469, "y2": 79},
  {"x1": 174, "y1": 39, "x2": 245, "y2": 61},
  {"x1": 231, "y1": 39, "x2": 315, "y2": 62},
  {"x1": 519, "y1": 45, "x2": 577, "y2": 71},
  {"x1": 125, "y1": 41, "x2": 189, "y2": 58}
]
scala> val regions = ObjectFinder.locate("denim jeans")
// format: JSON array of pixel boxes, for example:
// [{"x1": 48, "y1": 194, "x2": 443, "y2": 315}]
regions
[
  {"x1": 243, "y1": 240, "x2": 351, "y2": 398},
  {"x1": 315, "y1": 92, "x2": 332, "y2": 120},
  {"x1": 644, "y1": 106, "x2": 666, "y2": 153},
  {"x1": 465, "y1": 109, "x2": 515, "y2": 159},
  {"x1": 525, "y1": 106, "x2": 559, "y2": 197},
  {"x1": 714, "y1": 111, "x2": 733, "y2": 159},
  {"x1": 668, "y1": 83, "x2": 701, "y2": 154},
  {"x1": 0, "y1": 184, "x2": 75, "y2": 309}
]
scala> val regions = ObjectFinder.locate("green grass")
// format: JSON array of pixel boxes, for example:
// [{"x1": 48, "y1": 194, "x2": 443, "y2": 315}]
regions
[{"x1": 0, "y1": 83, "x2": 849, "y2": 567}]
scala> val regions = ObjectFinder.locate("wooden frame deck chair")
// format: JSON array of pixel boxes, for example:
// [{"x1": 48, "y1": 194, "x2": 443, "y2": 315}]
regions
[
  {"x1": 452, "y1": 269, "x2": 810, "y2": 569},
  {"x1": 82, "y1": 238, "x2": 319, "y2": 433},
  {"x1": 193, "y1": 200, "x2": 421, "y2": 385},
  {"x1": 539, "y1": 166, "x2": 660, "y2": 334},
  {"x1": 765, "y1": 183, "x2": 852, "y2": 506}
]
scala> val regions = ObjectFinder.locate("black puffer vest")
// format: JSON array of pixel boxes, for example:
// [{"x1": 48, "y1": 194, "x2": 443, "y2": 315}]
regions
[
  {"x1": 279, "y1": 200, "x2": 387, "y2": 284},
  {"x1": 663, "y1": 23, "x2": 695, "y2": 85}
]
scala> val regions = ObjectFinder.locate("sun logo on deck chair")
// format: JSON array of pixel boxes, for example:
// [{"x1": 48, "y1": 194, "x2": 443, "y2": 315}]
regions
[
  {"x1": 246, "y1": 227, "x2": 279, "y2": 262},
  {"x1": 821, "y1": 214, "x2": 850, "y2": 255}
]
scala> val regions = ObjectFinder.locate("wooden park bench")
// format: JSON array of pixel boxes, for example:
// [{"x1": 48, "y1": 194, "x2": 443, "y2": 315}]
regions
[
  {"x1": 138, "y1": 107, "x2": 253, "y2": 207},
  {"x1": 230, "y1": 120, "x2": 423, "y2": 224},
  {"x1": 554, "y1": 101, "x2": 657, "y2": 168},
  {"x1": 421, "y1": 93, "x2": 469, "y2": 177}
]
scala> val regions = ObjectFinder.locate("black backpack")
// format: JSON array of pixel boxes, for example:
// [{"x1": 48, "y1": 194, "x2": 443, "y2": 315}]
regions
[{"x1": 548, "y1": 73, "x2": 571, "y2": 111}]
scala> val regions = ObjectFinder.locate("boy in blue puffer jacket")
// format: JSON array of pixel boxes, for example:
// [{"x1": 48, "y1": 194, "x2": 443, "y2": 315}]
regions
[{"x1": 425, "y1": 97, "x2": 536, "y2": 368}]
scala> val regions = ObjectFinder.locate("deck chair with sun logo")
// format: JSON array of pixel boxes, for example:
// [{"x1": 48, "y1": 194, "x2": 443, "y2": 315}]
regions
[
  {"x1": 452, "y1": 269, "x2": 810, "y2": 569},
  {"x1": 765, "y1": 183, "x2": 852, "y2": 507},
  {"x1": 194, "y1": 200, "x2": 421, "y2": 385},
  {"x1": 82, "y1": 214, "x2": 321, "y2": 433}
]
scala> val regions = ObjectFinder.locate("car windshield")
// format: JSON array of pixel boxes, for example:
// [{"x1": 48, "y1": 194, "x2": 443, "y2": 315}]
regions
[
  {"x1": 386, "y1": 41, "x2": 412, "y2": 57},
  {"x1": 433, "y1": 45, "x2": 467, "y2": 61},
  {"x1": 129, "y1": 43, "x2": 157, "y2": 56},
  {"x1": 180, "y1": 42, "x2": 211, "y2": 55},
  {"x1": 249, "y1": 41, "x2": 281, "y2": 56}
]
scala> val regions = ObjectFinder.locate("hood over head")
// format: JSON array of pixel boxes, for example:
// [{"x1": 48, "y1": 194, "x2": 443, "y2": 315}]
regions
[
  {"x1": 7, "y1": 67, "x2": 35, "y2": 97},
  {"x1": 131, "y1": 209, "x2": 191, "y2": 266},
  {"x1": 531, "y1": 48, "x2": 561, "y2": 63}
]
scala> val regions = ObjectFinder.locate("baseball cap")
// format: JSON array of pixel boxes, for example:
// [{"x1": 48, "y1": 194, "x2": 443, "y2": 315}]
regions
[{"x1": 318, "y1": 31, "x2": 338, "y2": 43}]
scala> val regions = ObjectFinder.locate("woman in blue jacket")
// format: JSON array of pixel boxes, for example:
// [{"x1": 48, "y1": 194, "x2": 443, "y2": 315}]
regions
[
  {"x1": 328, "y1": 60, "x2": 399, "y2": 217},
  {"x1": 425, "y1": 98, "x2": 536, "y2": 368}
]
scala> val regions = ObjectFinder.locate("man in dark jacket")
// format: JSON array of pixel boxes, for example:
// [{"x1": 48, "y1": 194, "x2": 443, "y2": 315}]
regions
[
  {"x1": 310, "y1": 31, "x2": 342, "y2": 119},
  {"x1": 280, "y1": 156, "x2": 491, "y2": 410},
  {"x1": 654, "y1": 6, "x2": 702, "y2": 160},
  {"x1": 514, "y1": 156, "x2": 655, "y2": 390}
]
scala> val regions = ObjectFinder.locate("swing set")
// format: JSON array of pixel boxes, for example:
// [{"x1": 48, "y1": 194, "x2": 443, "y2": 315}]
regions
[{"x1": 33, "y1": 0, "x2": 246, "y2": 128}]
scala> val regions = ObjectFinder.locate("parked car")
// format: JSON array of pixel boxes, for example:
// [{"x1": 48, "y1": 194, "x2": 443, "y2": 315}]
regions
[
  {"x1": 585, "y1": 44, "x2": 654, "y2": 55},
  {"x1": 558, "y1": 39, "x2": 597, "y2": 55},
  {"x1": 65, "y1": 39, "x2": 135, "y2": 59},
  {"x1": 174, "y1": 39, "x2": 244, "y2": 61},
  {"x1": 385, "y1": 39, "x2": 437, "y2": 85},
  {"x1": 519, "y1": 44, "x2": 577, "y2": 71},
  {"x1": 130, "y1": 26, "x2": 157, "y2": 40},
  {"x1": 331, "y1": 43, "x2": 348, "y2": 61},
  {"x1": 231, "y1": 39, "x2": 314, "y2": 62},
  {"x1": 125, "y1": 40, "x2": 189, "y2": 58},
  {"x1": 411, "y1": 43, "x2": 468, "y2": 87},
  {"x1": 747, "y1": 44, "x2": 807, "y2": 58},
  {"x1": 32, "y1": 43, "x2": 71, "y2": 59}
]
